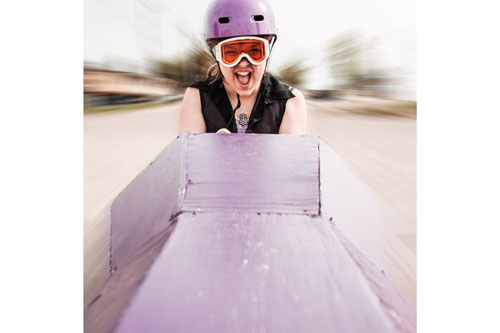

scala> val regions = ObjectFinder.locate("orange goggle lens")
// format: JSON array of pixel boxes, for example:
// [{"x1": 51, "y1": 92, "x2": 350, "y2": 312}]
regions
[{"x1": 218, "y1": 38, "x2": 268, "y2": 66}]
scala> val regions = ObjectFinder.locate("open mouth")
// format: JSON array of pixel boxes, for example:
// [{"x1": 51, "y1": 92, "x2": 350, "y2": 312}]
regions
[{"x1": 235, "y1": 71, "x2": 251, "y2": 86}]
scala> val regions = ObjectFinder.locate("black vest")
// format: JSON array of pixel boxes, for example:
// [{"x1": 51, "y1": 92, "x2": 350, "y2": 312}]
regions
[{"x1": 188, "y1": 73, "x2": 295, "y2": 134}]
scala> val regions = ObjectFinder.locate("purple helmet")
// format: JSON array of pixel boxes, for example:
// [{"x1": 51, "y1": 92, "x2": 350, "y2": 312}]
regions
[{"x1": 204, "y1": 0, "x2": 277, "y2": 41}]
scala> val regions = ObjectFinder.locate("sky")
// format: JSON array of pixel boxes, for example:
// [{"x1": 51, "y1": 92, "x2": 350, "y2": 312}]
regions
[{"x1": 85, "y1": 0, "x2": 416, "y2": 99}]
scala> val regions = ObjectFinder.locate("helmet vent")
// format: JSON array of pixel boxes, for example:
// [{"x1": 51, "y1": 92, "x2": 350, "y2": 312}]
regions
[
  {"x1": 218, "y1": 17, "x2": 230, "y2": 24},
  {"x1": 252, "y1": 15, "x2": 264, "y2": 22}
]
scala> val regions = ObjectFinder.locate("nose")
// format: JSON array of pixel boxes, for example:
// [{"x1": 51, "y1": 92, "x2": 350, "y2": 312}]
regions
[{"x1": 235, "y1": 56, "x2": 251, "y2": 68}]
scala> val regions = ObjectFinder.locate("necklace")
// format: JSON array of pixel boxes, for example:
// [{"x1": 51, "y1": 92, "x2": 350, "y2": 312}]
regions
[
  {"x1": 238, "y1": 113, "x2": 249, "y2": 126},
  {"x1": 232, "y1": 93, "x2": 248, "y2": 126}
]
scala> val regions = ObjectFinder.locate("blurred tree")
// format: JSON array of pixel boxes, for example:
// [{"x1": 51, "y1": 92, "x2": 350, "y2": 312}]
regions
[
  {"x1": 326, "y1": 31, "x2": 385, "y2": 93},
  {"x1": 154, "y1": 34, "x2": 213, "y2": 88},
  {"x1": 274, "y1": 59, "x2": 310, "y2": 87}
]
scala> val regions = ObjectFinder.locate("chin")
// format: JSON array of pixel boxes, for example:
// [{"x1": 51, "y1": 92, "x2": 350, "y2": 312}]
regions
[{"x1": 235, "y1": 87, "x2": 255, "y2": 96}]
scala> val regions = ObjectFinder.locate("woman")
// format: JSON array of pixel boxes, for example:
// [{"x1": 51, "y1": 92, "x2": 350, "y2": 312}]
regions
[{"x1": 179, "y1": 0, "x2": 307, "y2": 135}]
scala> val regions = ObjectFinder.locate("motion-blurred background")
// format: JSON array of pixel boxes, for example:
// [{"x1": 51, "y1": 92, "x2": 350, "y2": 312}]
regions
[
  {"x1": 84, "y1": 0, "x2": 416, "y2": 312},
  {"x1": 84, "y1": 0, "x2": 415, "y2": 107}
]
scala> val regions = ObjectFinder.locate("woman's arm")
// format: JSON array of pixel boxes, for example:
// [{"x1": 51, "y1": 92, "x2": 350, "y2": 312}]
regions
[
  {"x1": 178, "y1": 87, "x2": 206, "y2": 134},
  {"x1": 279, "y1": 88, "x2": 308, "y2": 135}
]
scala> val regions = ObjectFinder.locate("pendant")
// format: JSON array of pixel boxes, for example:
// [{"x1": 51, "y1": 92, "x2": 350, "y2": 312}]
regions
[{"x1": 239, "y1": 113, "x2": 249, "y2": 126}]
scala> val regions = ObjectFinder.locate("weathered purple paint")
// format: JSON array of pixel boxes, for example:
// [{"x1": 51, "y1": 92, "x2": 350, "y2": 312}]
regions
[
  {"x1": 110, "y1": 132, "x2": 187, "y2": 270},
  {"x1": 84, "y1": 224, "x2": 176, "y2": 333},
  {"x1": 114, "y1": 212, "x2": 413, "y2": 333},
  {"x1": 182, "y1": 134, "x2": 319, "y2": 214},
  {"x1": 110, "y1": 133, "x2": 319, "y2": 270},
  {"x1": 86, "y1": 133, "x2": 416, "y2": 333}
]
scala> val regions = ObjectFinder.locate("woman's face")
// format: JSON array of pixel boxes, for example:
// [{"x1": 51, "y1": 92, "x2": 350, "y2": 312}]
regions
[{"x1": 220, "y1": 58, "x2": 267, "y2": 97}]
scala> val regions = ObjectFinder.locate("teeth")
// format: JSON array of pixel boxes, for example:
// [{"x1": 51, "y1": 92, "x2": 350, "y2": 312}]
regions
[{"x1": 236, "y1": 72, "x2": 250, "y2": 76}]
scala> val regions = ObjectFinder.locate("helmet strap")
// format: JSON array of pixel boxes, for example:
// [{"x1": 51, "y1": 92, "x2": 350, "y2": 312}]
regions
[{"x1": 269, "y1": 35, "x2": 277, "y2": 51}]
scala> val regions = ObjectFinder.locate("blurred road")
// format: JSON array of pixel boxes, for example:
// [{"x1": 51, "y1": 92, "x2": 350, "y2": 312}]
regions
[
  {"x1": 307, "y1": 99, "x2": 416, "y2": 309},
  {"x1": 84, "y1": 104, "x2": 180, "y2": 307},
  {"x1": 84, "y1": 99, "x2": 416, "y2": 309}
]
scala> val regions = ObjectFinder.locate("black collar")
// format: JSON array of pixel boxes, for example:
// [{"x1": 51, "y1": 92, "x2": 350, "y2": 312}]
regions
[
  {"x1": 194, "y1": 73, "x2": 295, "y2": 105},
  {"x1": 189, "y1": 73, "x2": 295, "y2": 132}
]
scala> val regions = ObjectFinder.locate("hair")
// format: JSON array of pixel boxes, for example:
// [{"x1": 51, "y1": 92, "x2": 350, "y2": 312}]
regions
[
  {"x1": 206, "y1": 38, "x2": 225, "y2": 84},
  {"x1": 205, "y1": 35, "x2": 276, "y2": 84}
]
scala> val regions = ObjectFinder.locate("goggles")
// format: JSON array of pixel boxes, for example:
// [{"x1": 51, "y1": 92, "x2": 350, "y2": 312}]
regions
[{"x1": 213, "y1": 36, "x2": 271, "y2": 68}]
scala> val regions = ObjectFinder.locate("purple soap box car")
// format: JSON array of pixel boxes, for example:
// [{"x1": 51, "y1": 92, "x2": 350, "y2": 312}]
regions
[{"x1": 84, "y1": 133, "x2": 416, "y2": 333}]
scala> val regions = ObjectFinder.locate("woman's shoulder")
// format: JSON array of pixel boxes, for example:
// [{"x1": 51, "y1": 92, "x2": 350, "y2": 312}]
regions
[
  {"x1": 264, "y1": 75, "x2": 306, "y2": 114},
  {"x1": 277, "y1": 80, "x2": 307, "y2": 134}
]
